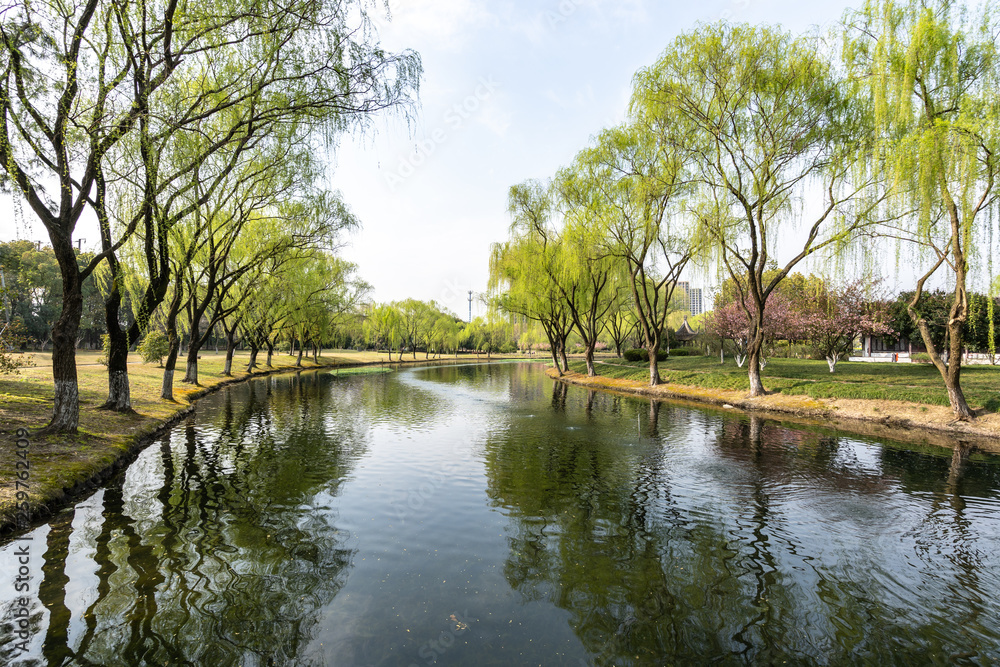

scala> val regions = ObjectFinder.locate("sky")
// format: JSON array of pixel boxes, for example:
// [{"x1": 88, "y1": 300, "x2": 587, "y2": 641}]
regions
[
  {"x1": 330, "y1": 0, "x2": 861, "y2": 319},
  {"x1": 1, "y1": 0, "x2": 868, "y2": 319}
]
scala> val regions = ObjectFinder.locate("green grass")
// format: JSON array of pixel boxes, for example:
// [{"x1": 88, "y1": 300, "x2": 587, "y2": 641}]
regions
[{"x1": 577, "y1": 356, "x2": 1000, "y2": 408}]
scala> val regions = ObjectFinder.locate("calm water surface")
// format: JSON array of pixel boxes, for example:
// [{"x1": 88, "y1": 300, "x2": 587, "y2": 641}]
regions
[{"x1": 3, "y1": 362, "x2": 1000, "y2": 665}]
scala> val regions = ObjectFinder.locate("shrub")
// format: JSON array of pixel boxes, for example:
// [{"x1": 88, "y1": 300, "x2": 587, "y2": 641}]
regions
[
  {"x1": 669, "y1": 349, "x2": 699, "y2": 357},
  {"x1": 138, "y1": 331, "x2": 171, "y2": 366},
  {"x1": 910, "y1": 352, "x2": 932, "y2": 364},
  {"x1": 624, "y1": 348, "x2": 667, "y2": 362}
]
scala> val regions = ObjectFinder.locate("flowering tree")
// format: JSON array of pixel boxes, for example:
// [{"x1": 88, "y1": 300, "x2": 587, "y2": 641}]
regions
[
  {"x1": 706, "y1": 292, "x2": 806, "y2": 368},
  {"x1": 803, "y1": 282, "x2": 894, "y2": 372}
]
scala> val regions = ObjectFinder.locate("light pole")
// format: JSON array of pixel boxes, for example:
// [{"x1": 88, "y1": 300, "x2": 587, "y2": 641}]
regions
[{"x1": 468, "y1": 290, "x2": 473, "y2": 323}]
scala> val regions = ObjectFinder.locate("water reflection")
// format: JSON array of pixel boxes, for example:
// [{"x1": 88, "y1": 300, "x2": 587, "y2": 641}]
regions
[
  {"x1": 1, "y1": 371, "x2": 366, "y2": 665},
  {"x1": 485, "y1": 380, "x2": 1000, "y2": 665},
  {"x1": 2, "y1": 364, "x2": 1000, "y2": 665}
]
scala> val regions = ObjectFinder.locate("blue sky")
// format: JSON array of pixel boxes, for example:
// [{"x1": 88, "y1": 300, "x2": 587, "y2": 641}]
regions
[
  {"x1": 1, "y1": 0, "x2": 865, "y2": 318},
  {"x1": 331, "y1": 0, "x2": 860, "y2": 318}
]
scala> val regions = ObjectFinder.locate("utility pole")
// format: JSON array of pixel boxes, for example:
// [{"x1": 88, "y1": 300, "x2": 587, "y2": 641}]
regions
[
  {"x1": 76, "y1": 238, "x2": 85, "y2": 252},
  {"x1": 468, "y1": 291, "x2": 473, "y2": 323}
]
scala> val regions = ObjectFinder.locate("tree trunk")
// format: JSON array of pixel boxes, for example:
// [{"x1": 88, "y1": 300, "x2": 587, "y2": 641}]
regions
[
  {"x1": 559, "y1": 338, "x2": 569, "y2": 373},
  {"x1": 42, "y1": 240, "x2": 84, "y2": 433},
  {"x1": 161, "y1": 340, "x2": 181, "y2": 401},
  {"x1": 542, "y1": 327, "x2": 562, "y2": 376},
  {"x1": 246, "y1": 345, "x2": 260, "y2": 372},
  {"x1": 296, "y1": 342, "x2": 304, "y2": 367},
  {"x1": 826, "y1": 356, "x2": 838, "y2": 373},
  {"x1": 747, "y1": 348, "x2": 766, "y2": 397},
  {"x1": 100, "y1": 283, "x2": 134, "y2": 412},
  {"x1": 182, "y1": 317, "x2": 200, "y2": 384},
  {"x1": 746, "y1": 307, "x2": 767, "y2": 397},
  {"x1": 584, "y1": 342, "x2": 596, "y2": 377},
  {"x1": 160, "y1": 287, "x2": 184, "y2": 401},
  {"x1": 908, "y1": 291, "x2": 975, "y2": 420},
  {"x1": 648, "y1": 347, "x2": 661, "y2": 386},
  {"x1": 934, "y1": 187, "x2": 975, "y2": 420},
  {"x1": 104, "y1": 363, "x2": 131, "y2": 412},
  {"x1": 183, "y1": 351, "x2": 199, "y2": 385},
  {"x1": 223, "y1": 330, "x2": 237, "y2": 376},
  {"x1": 265, "y1": 341, "x2": 274, "y2": 368},
  {"x1": 101, "y1": 322, "x2": 132, "y2": 412}
]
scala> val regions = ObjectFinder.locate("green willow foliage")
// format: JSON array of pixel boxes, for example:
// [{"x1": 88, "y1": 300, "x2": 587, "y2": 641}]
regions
[
  {"x1": 842, "y1": 0, "x2": 1000, "y2": 418},
  {"x1": 494, "y1": 5, "x2": 999, "y2": 417},
  {"x1": 0, "y1": 0, "x2": 420, "y2": 431}
]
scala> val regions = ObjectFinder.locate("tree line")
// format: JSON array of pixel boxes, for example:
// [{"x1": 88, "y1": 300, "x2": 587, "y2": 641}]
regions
[
  {"x1": 491, "y1": 0, "x2": 1000, "y2": 421},
  {"x1": 0, "y1": 0, "x2": 421, "y2": 433},
  {"x1": 360, "y1": 299, "x2": 519, "y2": 360}
]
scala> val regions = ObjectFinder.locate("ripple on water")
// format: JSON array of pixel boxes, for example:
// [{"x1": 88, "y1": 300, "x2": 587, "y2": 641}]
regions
[{"x1": 4, "y1": 364, "x2": 1000, "y2": 666}]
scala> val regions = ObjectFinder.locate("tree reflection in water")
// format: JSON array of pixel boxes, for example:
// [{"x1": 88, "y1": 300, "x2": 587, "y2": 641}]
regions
[
  {"x1": 486, "y1": 382, "x2": 1000, "y2": 665},
  {"x1": 2, "y1": 364, "x2": 1000, "y2": 665},
  {"x1": 2, "y1": 371, "x2": 366, "y2": 665}
]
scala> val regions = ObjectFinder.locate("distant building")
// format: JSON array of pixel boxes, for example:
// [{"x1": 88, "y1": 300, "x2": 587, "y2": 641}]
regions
[
  {"x1": 675, "y1": 281, "x2": 704, "y2": 316},
  {"x1": 689, "y1": 288, "x2": 703, "y2": 316}
]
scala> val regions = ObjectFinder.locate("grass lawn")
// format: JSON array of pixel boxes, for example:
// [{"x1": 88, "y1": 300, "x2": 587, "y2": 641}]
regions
[{"x1": 572, "y1": 356, "x2": 1000, "y2": 411}]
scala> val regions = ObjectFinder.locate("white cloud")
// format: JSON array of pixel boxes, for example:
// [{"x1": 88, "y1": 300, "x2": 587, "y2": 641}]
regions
[{"x1": 380, "y1": 0, "x2": 498, "y2": 50}]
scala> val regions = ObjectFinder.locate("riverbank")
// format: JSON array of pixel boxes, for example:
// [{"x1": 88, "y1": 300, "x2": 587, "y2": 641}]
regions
[
  {"x1": 0, "y1": 350, "x2": 536, "y2": 534},
  {"x1": 549, "y1": 365, "x2": 1000, "y2": 454}
]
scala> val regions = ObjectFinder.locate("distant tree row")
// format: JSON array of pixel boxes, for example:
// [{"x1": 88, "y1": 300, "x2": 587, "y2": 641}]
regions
[
  {"x1": 492, "y1": 0, "x2": 1000, "y2": 420},
  {"x1": 360, "y1": 300, "x2": 520, "y2": 360}
]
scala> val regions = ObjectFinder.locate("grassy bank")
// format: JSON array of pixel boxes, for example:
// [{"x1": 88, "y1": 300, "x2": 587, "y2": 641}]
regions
[
  {"x1": 0, "y1": 349, "x2": 526, "y2": 534},
  {"x1": 574, "y1": 356, "x2": 1000, "y2": 410},
  {"x1": 554, "y1": 355, "x2": 1000, "y2": 449}
]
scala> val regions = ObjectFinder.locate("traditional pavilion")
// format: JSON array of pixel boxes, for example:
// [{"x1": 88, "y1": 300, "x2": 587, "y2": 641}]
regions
[{"x1": 674, "y1": 316, "x2": 698, "y2": 346}]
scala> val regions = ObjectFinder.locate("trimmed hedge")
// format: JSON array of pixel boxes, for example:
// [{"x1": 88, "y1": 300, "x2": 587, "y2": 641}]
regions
[{"x1": 623, "y1": 349, "x2": 668, "y2": 362}]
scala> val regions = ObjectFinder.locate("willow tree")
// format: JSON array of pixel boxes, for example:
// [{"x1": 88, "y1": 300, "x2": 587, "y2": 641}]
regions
[
  {"x1": 0, "y1": 0, "x2": 183, "y2": 432},
  {"x1": 284, "y1": 256, "x2": 367, "y2": 366},
  {"x1": 364, "y1": 303, "x2": 403, "y2": 360},
  {"x1": 634, "y1": 23, "x2": 884, "y2": 397},
  {"x1": 491, "y1": 180, "x2": 574, "y2": 374},
  {"x1": 578, "y1": 124, "x2": 698, "y2": 386},
  {"x1": 1, "y1": 0, "x2": 419, "y2": 432},
  {"x1": 550, "y1": 160, "x2": 625, "y2": 377},
  {"x1": 96, "y1": 0, "x2": 419, "y2": 415},
  {"x1": 844, "y1": 0, "x2": 1000, "y2": 420}
]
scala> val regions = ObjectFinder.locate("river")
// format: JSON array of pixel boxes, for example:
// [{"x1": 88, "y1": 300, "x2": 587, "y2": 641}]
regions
[{"x1": 2, "y1": 361, "x2": 1000, "y2": 665}]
